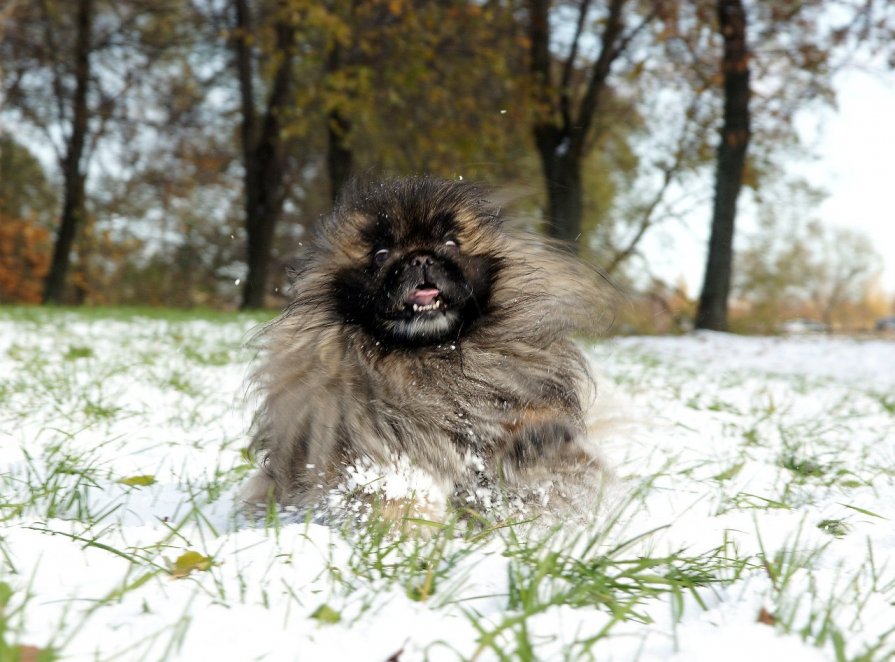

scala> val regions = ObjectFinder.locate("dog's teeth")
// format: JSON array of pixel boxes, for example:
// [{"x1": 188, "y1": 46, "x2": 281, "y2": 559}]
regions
[{"x1": 412, "y1": 299, "x2": 444, "y2": 313}]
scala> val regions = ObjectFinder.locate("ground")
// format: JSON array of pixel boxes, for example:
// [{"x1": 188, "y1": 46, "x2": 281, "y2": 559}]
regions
[{"x1": 1, "y1": 307, "x2": 893, "y2": 661}]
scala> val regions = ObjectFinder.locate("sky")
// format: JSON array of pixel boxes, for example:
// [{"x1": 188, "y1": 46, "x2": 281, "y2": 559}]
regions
[
  {"x1": 798, "y1": 67, "x2": 895, "y2": 291},
  {"x1": 644, "y1": 66, "x2": 895, "y2": 298}
]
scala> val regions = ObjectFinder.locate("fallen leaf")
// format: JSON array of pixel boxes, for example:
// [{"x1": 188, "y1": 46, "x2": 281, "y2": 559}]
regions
[
  {"x1": 310, "y1": 603, "x2": 341, "y2": 624},
  {"x1": 17, "y1": 644, "x2": 56, "y2": 662},
  {"x1": 170, "y1": 551, "x2": 212, "y2": 578},
  {"x1": 385, "y1": 645, "x2": 405, "y2": 661},
  {"x1": 118, "y1": 475, "x2": 157, "y2": 487},
  {"x1": 757, "y1": 606, "x2": 776, "y2": 625}
]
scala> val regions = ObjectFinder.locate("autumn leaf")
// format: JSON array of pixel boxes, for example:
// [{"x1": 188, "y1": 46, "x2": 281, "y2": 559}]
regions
[
  {"x1": 169, "y1": 551, "x2": 213, "y2": 578},
  {"x1": 310, "y1": 603, "x2": 341, "y2": 624},
  {"x1": 117, "y1": 475, "x2": 157, "y2": 487},
  {"x1": 757, "y1": 606, "x2": 776, "y2": 625},
  {"x1": 16, "y1": 644, "x2": 57, "y2": 662}
]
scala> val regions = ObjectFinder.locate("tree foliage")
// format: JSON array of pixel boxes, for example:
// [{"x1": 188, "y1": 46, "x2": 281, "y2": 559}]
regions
[
  {"x1": 0, "y1": 0, "x2": 891, "y2": 312},
  {"x1": 0, "y1": 137, "x2": 56, "y2": 303}
]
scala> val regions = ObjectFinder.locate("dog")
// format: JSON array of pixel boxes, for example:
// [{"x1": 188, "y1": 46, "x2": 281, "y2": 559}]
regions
[{"x1": 242, "y1": 177, "x2": 615, "y2": 522}]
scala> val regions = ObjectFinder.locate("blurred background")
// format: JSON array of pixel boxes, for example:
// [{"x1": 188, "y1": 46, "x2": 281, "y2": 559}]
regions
[{"x1": 1, "y1": 0, "x2": 893, "y2": 334}]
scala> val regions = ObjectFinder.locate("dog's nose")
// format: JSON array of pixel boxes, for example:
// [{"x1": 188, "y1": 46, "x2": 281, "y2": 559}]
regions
[{"x1": 411, "y1": 254, "x2": 434, "y2": 267}]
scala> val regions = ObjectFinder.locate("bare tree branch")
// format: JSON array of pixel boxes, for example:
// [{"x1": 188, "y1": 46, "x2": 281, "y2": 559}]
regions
[{"x1": 559, "y1": 0, "x2": 593, "y2": 129}]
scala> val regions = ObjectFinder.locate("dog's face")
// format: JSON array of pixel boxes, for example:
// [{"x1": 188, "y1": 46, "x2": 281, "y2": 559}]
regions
[{"x1": 328, "y1": 181, "x2": 504, "y2": 346}]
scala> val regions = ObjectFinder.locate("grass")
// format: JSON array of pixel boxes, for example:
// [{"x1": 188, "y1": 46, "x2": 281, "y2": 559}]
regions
[
  {"x1": 0, "y1": 304, "x2": 274, "y2": 324},
  {"x1": 0, "y1": 307, "x2": 893, "y2": 660}
]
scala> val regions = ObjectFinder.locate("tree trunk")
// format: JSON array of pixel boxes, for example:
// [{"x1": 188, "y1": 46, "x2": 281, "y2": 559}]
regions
[
  {"x1": 528, "y1": 0, "x2": 583, "y2": 245},
  {"x1": 43, "y1": 0, "x2": 92, "y2": 304},
  {"x1": 326, "y1": 44, "x2": 353, "y2": 203},
  {"x1": 527, "y1": 0, "x2": 627, "y2": 250},
  {"x1": 695, "y1": 0, "x2": 751, "y2": 331},
  {"x1": 235, "y1": 1, "x2": 295, "y2": 310},
  {"x1": 533, "y1": 125, "x2": 582, "y2": 243},
  {"x1": 327, "y1": 110, "x2": 352, "y2": 203}
]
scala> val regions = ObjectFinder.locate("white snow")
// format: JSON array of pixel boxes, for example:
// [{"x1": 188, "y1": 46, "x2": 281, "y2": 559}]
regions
[{"x1": 1, "y1": 314, "x2": 893, "y2": 661}]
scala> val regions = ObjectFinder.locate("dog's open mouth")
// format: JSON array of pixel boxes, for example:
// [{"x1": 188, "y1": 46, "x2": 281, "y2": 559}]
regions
[{"x1": 406, "y1": 287, "x2": 444, "y2": 313}]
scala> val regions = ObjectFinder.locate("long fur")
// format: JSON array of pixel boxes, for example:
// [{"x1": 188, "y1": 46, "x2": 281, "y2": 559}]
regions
[{"x1": 243, "y1": 177, "x2": 615, "y2": 517}]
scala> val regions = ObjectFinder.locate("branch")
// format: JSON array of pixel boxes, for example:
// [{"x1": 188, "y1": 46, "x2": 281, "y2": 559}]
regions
[
  {"x1": 527, "y1": 0, "x2": 552, "y2": 111},
  {"x1": 572, "y1": 0, "x2": 624, "y2": 149},
  {"x1": 37, "y1": 0, "x2": 68, "y2": 137},
  {"x1": 231, "y1": 0, "x2": 257, "y2": 202},
  {"x1": 255, "y1": 3, "x2": 298, "y2": 212},
  {"x1": 604, "y1": 156, "x2": 678, "y2": 275},
  {"x1": 63, "y1": 0, "x2": 93, "y2": 180},
  {"x1": 576, "y1": 1, "x2": 658, "y2": 147},
  {"x1": 604, "y1": 84, "x2": 709, "y2": 275},
  {"x1": 559, "y1": 0, "x2": 592, "y2": 129}
]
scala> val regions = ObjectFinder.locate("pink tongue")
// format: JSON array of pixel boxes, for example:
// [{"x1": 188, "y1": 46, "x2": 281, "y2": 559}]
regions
[{"x1": 408, "y1": 288, "x2": 439, "y2": 306}]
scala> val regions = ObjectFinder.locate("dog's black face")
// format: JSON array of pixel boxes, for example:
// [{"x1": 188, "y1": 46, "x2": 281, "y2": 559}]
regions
[
  {"x1": 329, "y1": 180, "x2": 502, "y2": 346},
  {"x1": 370, "y1": 235, "x2": 476, "y2": 344}
]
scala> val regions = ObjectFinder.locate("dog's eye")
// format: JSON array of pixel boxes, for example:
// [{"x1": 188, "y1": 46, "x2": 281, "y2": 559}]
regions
[
  {"x1": 374, "y1": 249, "x2": 389, "y2": 264},
  {"x1": 444, "y1": 239, "x2": 459, "y2": 254}
]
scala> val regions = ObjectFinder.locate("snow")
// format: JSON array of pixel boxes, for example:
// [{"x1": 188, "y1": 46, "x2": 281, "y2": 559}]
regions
[{"x1": 1, "y1": 314, "x2": 893, "y2": 661}]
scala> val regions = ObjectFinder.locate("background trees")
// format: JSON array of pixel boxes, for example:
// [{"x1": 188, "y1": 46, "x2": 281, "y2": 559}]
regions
[
  {"x1": 1, "y1": 0, "x2": 97, "y2": 304},
  {"x1": 0, "y1": 1, "x2": 212, "y2": 304},
  {"x1": 0, "y1": 0, "x2": 891, "y2": 329},
  {"x1": 735, "y1": 196, "x2": 883, "y2": 332}
]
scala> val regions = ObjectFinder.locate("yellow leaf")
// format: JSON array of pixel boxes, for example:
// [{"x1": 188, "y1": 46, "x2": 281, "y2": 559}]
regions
[
  {"x1": 310, "y1": 603, "x2": 341, "y2": 624},
  {"x1": 170, "y1": 551, "x2": 212, "y2": 578},
  {"x1": 118, "y1": 475, "x2": 157, "y2": 487}
]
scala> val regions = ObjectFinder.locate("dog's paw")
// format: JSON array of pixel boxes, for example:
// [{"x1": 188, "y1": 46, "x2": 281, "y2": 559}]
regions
[{"x1": 499, "y1": 420, "x2": 595, "y2": 483}]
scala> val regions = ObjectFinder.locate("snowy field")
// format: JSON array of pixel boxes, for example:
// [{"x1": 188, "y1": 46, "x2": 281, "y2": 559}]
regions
[{"x1": 1, "y1": 307, "x2": 894, "y2": 661}]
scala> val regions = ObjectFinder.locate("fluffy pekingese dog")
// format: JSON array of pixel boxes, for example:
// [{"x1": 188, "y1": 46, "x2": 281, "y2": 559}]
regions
[{"x1": 243, "y1": 177, "x2": 614, "y2": 520}]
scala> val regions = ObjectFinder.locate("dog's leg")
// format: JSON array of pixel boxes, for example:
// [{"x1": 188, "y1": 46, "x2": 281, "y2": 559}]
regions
[{"x1": 498, "y1": 421, "x2": 595, "y2": 484}]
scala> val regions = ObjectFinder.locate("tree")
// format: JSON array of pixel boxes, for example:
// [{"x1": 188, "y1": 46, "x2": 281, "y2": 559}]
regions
[
  {"x1": 527, "y1": 0, "x2": 658, "y2": 245},
  {"x1": 734, "y1": 181, "x2": 822, "y2": 329},
  {"x1": 231, "y1": 0, "x2": 299, "y2": 310},
  {"x1": 695, "y1": 0, "x2": 750, "y2": 331},
  {"x1": 48, "y1": 0, "x2": 92, "y2": 304},
  {"x1": 0, "y1": 0, "x2": 103, "y2": 304}
]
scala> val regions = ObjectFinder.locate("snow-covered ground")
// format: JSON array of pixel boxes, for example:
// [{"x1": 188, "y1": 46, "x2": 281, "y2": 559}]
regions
[{"x1": 1, "y1": 309, "x2": 893, "y2": 661}]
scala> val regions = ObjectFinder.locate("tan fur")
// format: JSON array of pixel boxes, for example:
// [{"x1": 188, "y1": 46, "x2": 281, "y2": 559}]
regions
[{"x1": 243, "y1": 178, "x2": 615, "y2": 519}]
